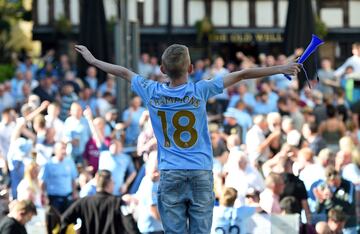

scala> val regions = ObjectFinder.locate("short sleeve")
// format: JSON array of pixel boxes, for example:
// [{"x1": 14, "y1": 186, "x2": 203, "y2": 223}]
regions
[
  {"x1": 131, "y1": 75, "x2": 156, "y2": 103},
  {"x1": 195, "y1": 75, "x2": 224, "y2": 100}
]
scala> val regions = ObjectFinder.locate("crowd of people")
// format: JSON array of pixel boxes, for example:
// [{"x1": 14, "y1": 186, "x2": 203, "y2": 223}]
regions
[{"x1": 0, "y1": 42, "x2": 360, "y2": 234}]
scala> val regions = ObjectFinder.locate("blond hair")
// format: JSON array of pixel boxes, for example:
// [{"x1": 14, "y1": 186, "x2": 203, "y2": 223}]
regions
[
  {"x1": 161, "y1": 44, "x2": 190, "y2": 79},
  {"x1": 219, "y1": 187, "x2": 237, "y2": 207},
  {"x1": 265, "y1": 172, "x2": 283, "y2": 188}
]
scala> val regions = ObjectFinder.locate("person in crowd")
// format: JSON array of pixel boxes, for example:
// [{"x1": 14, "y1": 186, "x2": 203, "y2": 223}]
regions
[
  {"x1": 0, "y1": 108, "x2": 16, "y2": 157},
  {"x1": 316, "y1": 58, "x2": 337, "y2": 95},
  {"x1": 79, "y1": 87, "x2": 99, "y2": 117},
  {"x1": 63, "y1": 102, "x2": 90, "y2": 163},
  {"x1": 122, "y1": 96, "x2": 146, "y2": 146},
  {"x1": 60, "y1": 170, "x2": 139, "y2": 234},
  {"x1": 98, "y1": 74, "x2": 116, "y2": 97},
  {"x1": 10, "y1": 70, "x2": 25, "y2": 105},
  {"x1": 32, "y1": 74, "x2": 58, "y2": 103},
  {"x1": 0, "y1": 200, "x2": 37, "y2": 234},
  {"x1": 123, "y1": 151, "x2": 163, "y2": 234},
  {"x1": 84, "y1": 66, "x2": 98, "y2": 92},
  {"x1": 315, "y1": 208, "x2": 348, "y2": 234},
  {"x1": 97, "y1": 91, "x2": 114, "y2": 117},
  {"x1": 211, "y1": 187, "x2": 261, "y2": 234},
  {"x1": 246, "y1": 115, "x2": 276, "y2": 166},
  {"x1": 227, "y1": 83, "x2": 256, "y2": 112},
  {"x1": 59, "y1": 83, "x2": 79, "y2": 121},
  {"x1": 266, "y1": 112, "x2": 284, "y2": 156},
  {"x1": 17, "y1": 162, "x2": 42, "y2": 207},
  {"x1": 45, "y1": 102, "x2": 64, "y2": 142},
  {"x1": 0, "y1": 85, "x2": 15, "y2": 112},
  {"x1": 40, "y1": 141, "x2": 78, "y2": 213},
  {"x1": 259, "y1": 172, "x2": 285, "y2": 214},
  {"x1": 334, "y1": 42, "x2": 360, "y2": 78},
  {"x1": 83, "y1": 106, "x2": 112, "y2": 175},
  {"x1": 287, "y1": 95, "x2": 305, "y2": 132},
  {"x1": 222, "y1": 109, "x2": 243, "y2": 143},
  {"x1": 190, "y1": 59, "x2": 205, "y2": 83},
  {"x1": 302, "y1": 122, "x2": 327, "y2": 156},
  {"x1": 296, "y1": 148, "x2": 326, "y2": 192},
  {"x1": 313, "y1": 166, "x2": 357, "y2": 233},
  {"x1": 224, "y1": 150, "x2": 265, "y2": 206},
  {"x1": 279, "y1": 196, "x2": 316, "y2": 234},
  {"x1": 98, "y1": 139, "x2": 137, "y2": 196},
  {"x1": 319, "y1": 104, "x2": 346, "y2": 152}
]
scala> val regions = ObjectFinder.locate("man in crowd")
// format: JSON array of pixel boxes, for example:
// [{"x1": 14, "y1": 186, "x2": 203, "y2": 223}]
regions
[
  {"x1": 60, "y1": 170, "x2": 139, "y2": 234},
  {"x1": 0, "y1": 200, "x2": 37, "y2": 234}
]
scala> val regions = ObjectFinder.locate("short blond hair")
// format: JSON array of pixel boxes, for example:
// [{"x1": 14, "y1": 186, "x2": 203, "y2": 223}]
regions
[
  {"x1": 265, "y1": 172, "x2": 283, "y2": 188},
  {"x1": 161, "y1": 44, "x2": 190, "y2": 79},
  {"x1": 219, "y1": 187, "x2": 237, "y2": 207}
]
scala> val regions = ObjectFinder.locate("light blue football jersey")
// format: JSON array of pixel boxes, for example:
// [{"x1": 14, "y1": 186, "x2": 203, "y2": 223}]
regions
[
  {"x1": 131, "y1": 75, "x2": 223, "y2": 170},
  {"x1": 211, "y1": 206, "x2": 256, "y2": 234}
]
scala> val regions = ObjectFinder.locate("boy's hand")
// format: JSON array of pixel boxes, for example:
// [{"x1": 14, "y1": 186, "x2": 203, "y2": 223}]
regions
[
  {"x1": 281, "y1": 63, "x2": 301, "y2": 76},
  {"x1": 75, "y1": 45, "x2": 96, "y2": 65}
]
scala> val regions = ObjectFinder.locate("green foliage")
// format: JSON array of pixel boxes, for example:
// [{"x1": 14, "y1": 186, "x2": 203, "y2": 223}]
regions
[
  {"x1": 315, "y1": 16, "x2": 328, "y2": 39},
  {"x1": 55, "y1": 15, "x2": 72, "y2": 35},
  {"x1": 0, "y1": 64, "x2": 15, "y2": 83},
  {"x1": 195, "y1": 16, "x2": 214, "y2": 43},
  {"x1": 0, "y1": 0, "x2": 30, "y2": 63}
]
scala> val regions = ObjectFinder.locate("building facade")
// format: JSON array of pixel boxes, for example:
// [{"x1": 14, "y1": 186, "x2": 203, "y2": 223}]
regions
[{"x1": 32, "y1": 0, "x2": 360, "y2": 63}]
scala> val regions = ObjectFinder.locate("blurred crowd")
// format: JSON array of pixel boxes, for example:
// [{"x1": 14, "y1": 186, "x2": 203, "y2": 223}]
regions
[{"x1": 0, "y1": 43, "x2": 360, "y2": 234}]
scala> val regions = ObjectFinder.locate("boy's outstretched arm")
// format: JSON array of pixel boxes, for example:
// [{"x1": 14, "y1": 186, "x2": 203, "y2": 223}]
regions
[
  {"x1": 223, "y1": 63, "x2": 301, "y2": 88},
  {"x1": 75, "y1": 45, "x2": 136, "y2": 82}
]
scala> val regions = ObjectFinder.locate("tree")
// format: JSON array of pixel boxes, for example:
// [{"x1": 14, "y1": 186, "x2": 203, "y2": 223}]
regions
[{"x1": 0, "y1": 0, "x2": 31, "y2": 63}]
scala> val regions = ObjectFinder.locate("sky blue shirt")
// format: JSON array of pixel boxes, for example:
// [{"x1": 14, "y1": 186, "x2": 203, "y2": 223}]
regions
[
  {"x1": 227, "y1": 93, "x2": 256, "y2": 110},
  {"x1": 131, "y1": 75, "x2": 224, "y2": 170},
  {"x1": 122, "y1": 106, "x2": 146, "y2": 146},
  {"x1": 39, "y1": 156, "x2": 78, "y2": 196},
  {"x1": 135, "y1": 176, "x2": 163, "y2": 232},
  {"x1": 63, "y1": 116, "x2": 90, "y2": 156},
  {"x1": 269, "y1": 73, "x2": 291, "y2": 91},
  {"x1": 211, "y1": 206, "x2": 256, "y2": 234},
  {"x1": 98, "y1": 151, "x2": 136, "y2": 196}
]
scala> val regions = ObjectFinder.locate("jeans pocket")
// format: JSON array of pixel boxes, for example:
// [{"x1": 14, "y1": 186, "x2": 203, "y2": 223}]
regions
[
  {"x1": 193, "y1": 178, "x2": 214, "y2": 207},
  {"x1": 159, "y1": 177, "x2": 182, "y2": 207}
]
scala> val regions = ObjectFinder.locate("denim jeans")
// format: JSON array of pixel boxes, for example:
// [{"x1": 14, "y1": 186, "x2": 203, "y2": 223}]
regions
[
  {"x1": 157, "y1": 170, "x2": 214, "y2": 234},
  {"x1": 10, "y1": 160, "x2": 24, "y2": 199}
]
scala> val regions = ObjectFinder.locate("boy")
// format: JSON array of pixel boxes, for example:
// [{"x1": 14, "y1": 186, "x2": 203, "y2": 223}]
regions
[
  {"x1": 75, "y1": 44, "x2": 300, "y2": 233},
  {"x1": 211, "y1": 187, "x2": 262, "y2": 234}
]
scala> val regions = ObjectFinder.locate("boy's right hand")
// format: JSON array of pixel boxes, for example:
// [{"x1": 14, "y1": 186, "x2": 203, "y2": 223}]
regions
[
  {"x1": 75, "y1": 45, "x2": 96, "y2": 65},
  {"x1": 281, "y1": 62, "x2": 301, "y2": 76}
]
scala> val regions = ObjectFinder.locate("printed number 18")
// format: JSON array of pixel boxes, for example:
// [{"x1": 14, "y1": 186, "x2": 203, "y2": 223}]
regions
[{"x1": 157, "y1": 110, "x2": 198, "y2": 148}]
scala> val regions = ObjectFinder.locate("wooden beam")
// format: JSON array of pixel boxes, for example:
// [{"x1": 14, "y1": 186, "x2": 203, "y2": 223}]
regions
[
  {"x1": 184, "y1": 0, "x2": 189, "y2": 26},
  {"x1": 274, "y1": 0, "x2": 278, "y2": 27},
  {"x1": 228, "y1": 0, "x2": 232, "y2": 27},
  {"x1": 64, "y1": 0, "x2": 70, "y2": 19},
  {"x1": 137, "y1": 1, "x2": 144, "y2": 26},
  {"x1": 32, "y1": 0, "x2": 38, "y2": 25},
  {"x1": 249, "y1": 0, "x2": 255, "y2": 27},
  {"x1": 343, "y1": 0, "x2": 349, "y2": 27},
  {"x1": 154, "y1": 0, "x2": 159, "y2": 26},
  {"x1": 49, "y1": 0, "x2": 54, "y2": 25},
  {"x1": 205, "y1": 0, "x2": 211, "y2": 18}
]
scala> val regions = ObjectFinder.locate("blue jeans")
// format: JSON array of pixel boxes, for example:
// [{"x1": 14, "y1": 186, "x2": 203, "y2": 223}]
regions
[
  {"x1": 157, "y1": 170, "x2": 214, "y2": 234},
  {"x1": 10, "y1": 160, "x2": 24, "y2": 199}
]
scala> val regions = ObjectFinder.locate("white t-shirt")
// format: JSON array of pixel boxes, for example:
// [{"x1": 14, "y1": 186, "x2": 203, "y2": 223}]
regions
[{"x1": 342, "y1": 163, "x2": 360, "y2": 191}]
